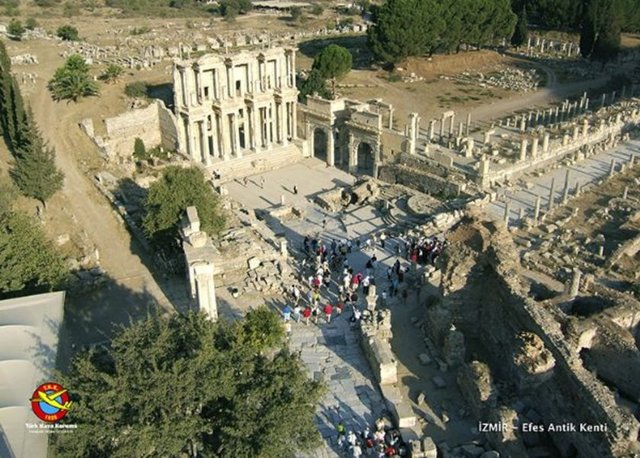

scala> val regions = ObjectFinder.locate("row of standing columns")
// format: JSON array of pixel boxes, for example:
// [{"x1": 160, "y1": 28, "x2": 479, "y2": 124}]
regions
[
  {"x1": 503, "y1": 152, "x2": 637, "y2": 225},
  {"x1": 183, "y1": 99, "x2": 297, "y2": 165}
]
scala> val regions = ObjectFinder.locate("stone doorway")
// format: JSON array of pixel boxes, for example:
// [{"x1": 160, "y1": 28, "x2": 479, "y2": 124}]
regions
[
  {"x1": 357, "y1": 142, "x2": 375, "y2": 176},
  {"x1": 313, "y1": 128, "x2": 328, "y2": 162}
]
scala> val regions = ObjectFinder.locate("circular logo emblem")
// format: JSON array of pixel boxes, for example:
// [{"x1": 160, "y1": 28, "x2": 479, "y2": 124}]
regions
[{"x1": 30, "y1": 382, "x2": 72, "y2": 423}]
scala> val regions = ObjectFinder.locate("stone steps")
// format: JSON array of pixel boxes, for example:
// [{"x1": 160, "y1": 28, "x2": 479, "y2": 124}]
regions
[{"x1": 207, "y1": 143, "x2": 304, "y2": 182}]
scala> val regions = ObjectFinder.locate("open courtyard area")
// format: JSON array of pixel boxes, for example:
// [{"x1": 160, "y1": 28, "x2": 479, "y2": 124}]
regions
[{"x1": 1, "y1": 1, "x2": 640, "y2": 457}]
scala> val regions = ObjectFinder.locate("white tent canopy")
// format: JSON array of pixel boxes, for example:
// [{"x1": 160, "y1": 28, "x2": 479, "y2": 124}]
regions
[{"x1": 0, "y1": 291, "x2": 65, "y2": 458}]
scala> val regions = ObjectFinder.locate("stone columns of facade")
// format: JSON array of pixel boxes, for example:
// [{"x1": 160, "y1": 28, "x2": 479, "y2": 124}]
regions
[
  {"x1": 220, "y1": 114, "x2": 231, "y2": 160},
  {"x1": 520, "y1": 116, "x2": 526, "y2": 132},
  {"x1": 609, "y1": 159, "x2": 616, "y2": 177},
  {"x1": 197, "y1": 67, "x2": 204, "y2": 104},
  {"x1": 582, "y1": 120, "x2": 589, "y2": 138},
  {"x1": 519, "y1": 138, "x2": 528, "y2": 161},
  {"x1": 179, "y1": 69, "x2": 187, "y2": 107},
  {"x1": 389, "y1": 107, "x2": 394, "y2": 129},
  {"x1": 327, "y1": 128, "x2": 335, "y2": 166},
  {"x1": 200, "y1": 120, "x2": 211, "y2": 165},
  {"x1": 548, "y1": 178, "x2": 555, "y2": 210},
  {"x1": 439, "y1": 115, "x2": 445, "y2": 138},
  {"x1": 458, "y1": 122, "x2": 464, "y2": 137},
  {"x1": 348, "y1": 134, "x2": 356, "y2": 173},
  {"x1": 186, "y1": 119, "x2": 194, "y2": 159},
  {"x1": 449, "y1": 113, "x2": 455, "y2": 136},
  {"x1": 573, "y1": 125, "x2": 579, "y2": 142},
  {"x1": 233, "y1": 114, "x2": 242, "y2": 158},
  {"x1": 531, "y1": 137, "x2": 539, "y2": 159},
  {"x1": 466, "y1": 113, "x2": 471, "y2": 136},
  {"x1": 291, "y1": 103, "x2": 298, "y2": 139},
  {"x1": 534, "y1": 195, "x2": 541, "y2": 221},
  {"x1": 278, "y1": 102, "x2": 286, "y2": 145}
]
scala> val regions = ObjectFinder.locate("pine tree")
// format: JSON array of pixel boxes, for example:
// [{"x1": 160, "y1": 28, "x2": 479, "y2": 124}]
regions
[
  {"x1": 10, "y1": 124, "x2": 64, "y2": 207},
  {"x1": 0, "y1": 210, "x2": 67, "y2": 297},
  {"x1": 511, "y1": 6, "x2": 529, "y2": 48},
  {"x1": 51, "y1": 309, "x2": 323, "y2": 456}
]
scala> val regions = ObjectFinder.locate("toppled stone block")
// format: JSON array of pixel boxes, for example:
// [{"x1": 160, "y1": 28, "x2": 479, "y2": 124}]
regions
[
  {"x1": 423, "y1": 437, "x2": 437, "y2": 458},
  {"x1": 417, "y1": 392, "x2": 426, "y2": 405},
  {"x1": 419, "y1": 353, "x2": 432, "y2": 365},
  {"x1": 248, "y1": 257, "x2": 261, "y2": 270}
]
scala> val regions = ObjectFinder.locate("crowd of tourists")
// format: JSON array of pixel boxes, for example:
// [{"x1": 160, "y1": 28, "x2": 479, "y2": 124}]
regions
[
  {"x1": 279, "y1": 227, "x2": 446, "y2": 457},
  {"x1": 337, "y1": 417, "x2": 408, "y2": 457}
]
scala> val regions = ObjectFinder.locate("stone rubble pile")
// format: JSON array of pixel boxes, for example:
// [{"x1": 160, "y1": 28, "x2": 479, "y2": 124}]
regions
[
  {"x1": 11, "y1": 54, "x2": 38, "y2": 65},
  {"x1": 445, "y1": 67, "x2": 540, "y2": 92}
]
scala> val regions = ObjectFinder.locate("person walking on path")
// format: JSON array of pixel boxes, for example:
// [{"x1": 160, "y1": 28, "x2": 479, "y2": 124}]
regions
[
  {"x1": 322, "y1": 216, "x2": 327, "y2": 229},
  {"x1": 302, "y1": 306, "x2": 312, "y2": 325},
  {"x1": 323, "y1": 302, "x2": 333, "y2": 323},
  {"x1": 337, "y1": 421, "x2": 346, "y2": 447},
  {"x1": 260, "y1": 176, "x2": 265, "y2": 189},
  {"x1": 293, "y1": 184, "x2": 298, "y2": 195},
  {"x1": 282, "y1": 305, "x2": 292, "y2": 322}
]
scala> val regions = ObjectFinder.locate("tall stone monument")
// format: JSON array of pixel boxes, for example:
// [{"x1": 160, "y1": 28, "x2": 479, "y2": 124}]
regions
[{"x1": 180, "y1": 206, "x2": 218, "y2": 321}]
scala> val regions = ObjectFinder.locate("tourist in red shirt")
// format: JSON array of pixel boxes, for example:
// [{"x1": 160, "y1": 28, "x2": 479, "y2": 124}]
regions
[
  {"x1": 323, "y1": 303, "x2": 333, "y2": 323},
  {"x1": 302, "y1": 307, "x2": 312, "y2": 326}
]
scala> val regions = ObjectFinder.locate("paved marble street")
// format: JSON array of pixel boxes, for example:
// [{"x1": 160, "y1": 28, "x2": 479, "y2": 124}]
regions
[
  {"x1": 227, "y1": 160, "x2": 412, "y2": 456},
  {"x1": 486, "y1": 139, "x2": 639, "y2": 224},
  {"x1": 291, "y1": 311, "x2": 386, "y2": 457}
]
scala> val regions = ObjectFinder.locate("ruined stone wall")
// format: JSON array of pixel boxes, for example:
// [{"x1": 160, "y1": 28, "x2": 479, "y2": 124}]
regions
[
  {"x1": 158, "y1": 101, "x2": 179, "y2": 152},
  {"x1": 104, "y1": 102, "x2": 163, "y2": 159},
  {"x1": 379, "y1": 154, "x2": 465, "y2": 197},
  {"x1": 434, "y1": 216, "x2": 639, "y2": 458}
]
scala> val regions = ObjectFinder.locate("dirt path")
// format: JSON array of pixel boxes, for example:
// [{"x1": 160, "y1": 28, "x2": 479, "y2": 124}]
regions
[{"x1": 27, "y1": 56, "x2": 175, "y2": 315}]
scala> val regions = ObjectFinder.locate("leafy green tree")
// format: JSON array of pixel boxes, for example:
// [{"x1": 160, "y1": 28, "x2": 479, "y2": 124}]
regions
[
  {"x1": 290, "y1": 6, "x2": 302, "y2": 21},
  {"x1": 310, "y1": 3, "x2": 323, "y2": 15},
  {"x1": 580, "y1": 0, "x2": 622, "y2": 60},
  {"x1": 11, "y1": 124, "x2": 64, "y2": 206},
  {"x1": 0, "y1": 210, "x2": 67, "y2": 297},
  {"x1": 100, "y1": 63, "x2": 124, "y2": 83},
  {"x1": 51, "y1": 309, "x2": 323, "y2": 457},
  {"x1": 299, "y1": 69, "x2": 330, "y2": 101},
  {"x1": 220, "y1": 0, "x2": 251, "y2": 19},
  {"x1": 133, "y1": 137, "x2": 148, "y2": 160},
  {"x1": 142, "y1": 166, "x2": 226, "y2": 245},
  {"x1": 124, "y1": 80, "x2": 148, "y2": 98},
  {"x1": 56, "y1": 24, "x2": 79, "y2": 41},
  {"x1": 592, "y1": 14, "x2": 621, "y2": 65},
  {"x1": 7, "y1": 19, "x2": 24, "y2": 40},
  {"x1": 0, "y1": 177, "x2": 16, "y2": 216},
  {"x1": 25, "y1": 17, "x2": 38, "y2": 30},
  {"x1": 511, "y1": 5, "x2": 528, "y2": 48},
  {"x1": 48, "y1": 55, "x2": 99, "y2": 102},
  {"x1": 312, "y1": 44, "x2": 352, "y2": 94},
  {"x1": 368, "y1": 0, "x2": 443, "y2": 63}
]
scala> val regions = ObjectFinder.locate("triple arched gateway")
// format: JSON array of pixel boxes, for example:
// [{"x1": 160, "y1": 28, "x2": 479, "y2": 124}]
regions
[{"x1": 300, "y1": 96, "x2": 405, "y2": 178}]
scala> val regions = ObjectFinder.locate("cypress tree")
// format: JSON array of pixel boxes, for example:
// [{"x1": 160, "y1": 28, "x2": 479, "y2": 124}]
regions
[
  {"x1": 10, "y1": 123, "x2": 64, "y2": 207},
  {"x1": 511, "y1": 6, "x2": 529, "y2": 48}
]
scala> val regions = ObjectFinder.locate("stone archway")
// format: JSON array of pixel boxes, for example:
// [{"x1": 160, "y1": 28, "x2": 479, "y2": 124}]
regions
[
  {"x1": 357, "y1": 142, "x2": 375, "y2": 176},
  {"x1": 313, "y1": 128, "x2": 328, "y2": 162}
]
